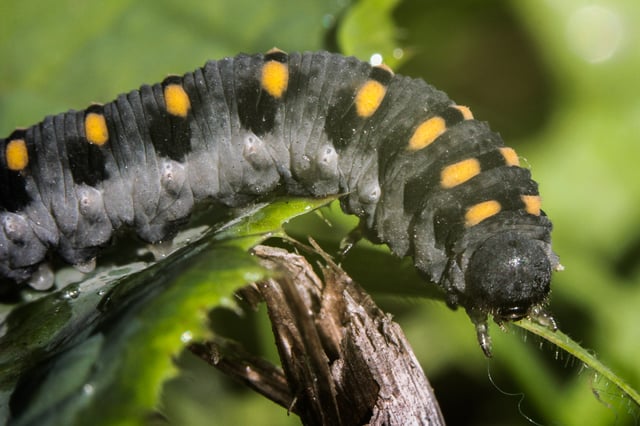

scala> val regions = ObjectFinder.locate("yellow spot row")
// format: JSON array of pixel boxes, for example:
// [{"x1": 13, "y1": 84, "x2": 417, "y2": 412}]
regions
[
  {"x1": 2, "y1": 49, "x2": 543, "y2": 235},
  {"x1": 440, "y1": 147, "x2": 521, "y2": 189},
  {"x1": 464, "y1": 195, "x2": 542, "y2": 228},
  {"x1": 83, "y1": 81, "x2": 192, "y2": 148}
]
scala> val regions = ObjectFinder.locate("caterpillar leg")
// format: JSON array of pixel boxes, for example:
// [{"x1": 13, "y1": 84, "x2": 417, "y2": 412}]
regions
[
  {"x1": 529, "y1": 305, "x2": 558, "y2": 331},
  {"x1": 467, "y1": 308, "x2": 493, "y2": 358},
  {"x1": 27, "y1": 263, "x2": 55, "y2": 291},
  {"x1": 73, "y1": 258, "x2": 96, "y2": 274},
  {"x1": 338, "y1": 221, "x2": 367, "y2": 258}
]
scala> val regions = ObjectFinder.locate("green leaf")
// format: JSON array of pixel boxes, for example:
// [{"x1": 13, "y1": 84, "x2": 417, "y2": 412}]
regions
[
  {"x1": 338, "y1": 0, "x2": 404, "y2": 68},
  {"x1": 78, "y1": 248, "x2": 266, "y2": 426},
  {"x1": 517, "y1": 319, "x2": 640, "y2": 409},
  {"x1": 1, "y1": 197, "x2": 333, "y2": 425}
]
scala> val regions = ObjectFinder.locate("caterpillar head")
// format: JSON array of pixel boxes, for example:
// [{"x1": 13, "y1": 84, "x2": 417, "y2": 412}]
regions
[
  {"x1": 460, "y1": 231, "x2": 559, "y2": 357},
  {"x1": 466, "y1": 232, "x2": 551, "y2": 320}
]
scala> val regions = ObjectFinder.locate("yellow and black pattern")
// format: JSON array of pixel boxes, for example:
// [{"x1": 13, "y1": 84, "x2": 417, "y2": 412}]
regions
[{"x1": 0, "y1": 50, "x2": 559, "y2": 354}]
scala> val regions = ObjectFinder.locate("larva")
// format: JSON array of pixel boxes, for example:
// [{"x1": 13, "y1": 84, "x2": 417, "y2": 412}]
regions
[{"x1": 0, "y1": 49, "x2": 561, "y2": 355}]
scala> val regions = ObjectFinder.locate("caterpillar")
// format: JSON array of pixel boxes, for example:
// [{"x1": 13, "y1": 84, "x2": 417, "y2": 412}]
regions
[{"x1": 0, "y1": 49, "x2": 561, "y2": 355}]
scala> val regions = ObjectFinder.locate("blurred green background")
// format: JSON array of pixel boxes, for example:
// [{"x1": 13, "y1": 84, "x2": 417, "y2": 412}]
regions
[{"x1": 1, "y1": 0, "x2": 639, "y2": 424}]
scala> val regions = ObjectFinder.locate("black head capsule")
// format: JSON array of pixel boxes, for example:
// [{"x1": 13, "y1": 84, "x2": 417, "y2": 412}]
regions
[{"x1": 463, "y1": 232, "x2": 557, "y2": 357}]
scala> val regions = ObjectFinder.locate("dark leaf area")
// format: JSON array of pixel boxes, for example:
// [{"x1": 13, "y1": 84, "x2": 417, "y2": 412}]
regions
[{"x1": 0, "y1": 198, "x2": 334, "y2": 425}]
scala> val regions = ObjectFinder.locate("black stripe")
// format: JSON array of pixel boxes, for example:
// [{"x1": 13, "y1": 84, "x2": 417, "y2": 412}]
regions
[
  {"x1": 235, "y1": 54, "x2": 280, "y2": 136},
  {"x1": 69, "y1": 109, "x2": 108, "y2": 186},
  {"x1": 139, "y1": 80, "x2": 193, "y2": 162},
  {"x1": 477, "y1": 149, "x2": 511, "y2": 171},
  {"x1": 441, "y1": 105, "x2": 466, "y2": 127},
  {"x1": 0, "y1": 131, "x2": 31, "y2": 212},
  {"x1": 323, "y1": 57, "x2": 373, "y2": 149}
]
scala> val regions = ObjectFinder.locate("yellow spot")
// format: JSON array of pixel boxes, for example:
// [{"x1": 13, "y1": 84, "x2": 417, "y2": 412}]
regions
[
  {"x1": 85, "y1": 113, "x2": 109, "y2": 146},
  {"x1": 499, "y1": 147, "x2": 520, "y2": 166},
  {"x1": 355, "y1": 80, "x2": 387, "y2": 118},
  {"x1": 441, "y1": 158, "x2": 481, "y2": 188},
  {"x1": 521, "y1": 195, "x2": 541, "y2": 215},
  {"x1": 164, "y1": 84, "x2": 191, "y2": 117},
  {"x1": 6, "y1": 139, "x2": 28, "y2": 171},
  {"x1": 261, "y1": 60, "x2": 289, "y2": 98},
  {"x1": 407, "y1": 117, "x2": 446, "y2": 151},
  {"x1": 465, "y1": 200, "x2": 501, "y2": 227},
  {"x1": 453, "y1": 105, "x2": 474, "y2": 120}
]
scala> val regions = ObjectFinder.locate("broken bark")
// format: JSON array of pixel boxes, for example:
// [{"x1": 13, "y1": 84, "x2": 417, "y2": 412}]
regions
[{"x1": 191, "y1": 244, "x2": 445, "y2": 425}]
